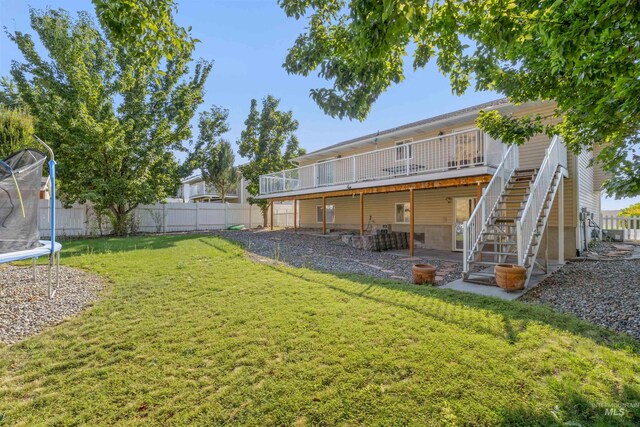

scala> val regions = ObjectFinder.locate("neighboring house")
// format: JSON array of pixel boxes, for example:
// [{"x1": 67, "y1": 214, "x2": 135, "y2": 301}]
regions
[
  {"x1": 257, "y1": 99, "x2": 606, "y2": 286},
  {"x1": 178, "y1": 174, "x2": 248, "y2": 203}
]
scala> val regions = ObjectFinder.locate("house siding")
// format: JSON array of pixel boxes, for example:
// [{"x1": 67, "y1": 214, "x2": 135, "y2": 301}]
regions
[{"x1": 290, "y1": 101, "x2": 587, "y2": 259}]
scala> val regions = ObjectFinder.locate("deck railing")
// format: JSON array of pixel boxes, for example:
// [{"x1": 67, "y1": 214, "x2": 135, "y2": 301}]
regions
[
  {"x1": 517, "y1": 135, "x2": 566, "y2": 266},
  {"x1": 189, "y1": 182, "x2": 238, "y2": 199},
  {"x1": 260, "y1": 129, "x2": 494, "y2": 195},
  {"x1": 462, "y1": 144, "x2": 519, "y2": 272}
]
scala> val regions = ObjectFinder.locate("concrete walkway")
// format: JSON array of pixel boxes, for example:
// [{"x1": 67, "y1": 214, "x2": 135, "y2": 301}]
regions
[{"x1": 440, "y1": 261, "x2": 564, "y2": 301}]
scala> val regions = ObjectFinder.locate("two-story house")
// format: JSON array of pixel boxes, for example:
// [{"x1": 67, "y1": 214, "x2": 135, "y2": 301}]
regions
[{"x1": 257, "y1": 99, "x2": 606, "y2": 287}]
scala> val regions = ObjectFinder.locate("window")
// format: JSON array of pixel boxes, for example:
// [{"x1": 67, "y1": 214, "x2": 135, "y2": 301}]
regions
[
  {"x1": 395, "y1": 139, "x2": 413, "y2": 161},
  {"x1": 395, "y1": 202, "x2": 410, "y2": 224},
  {"x1": 316, "y1": 204, "x2": 335, "y2": 223}
]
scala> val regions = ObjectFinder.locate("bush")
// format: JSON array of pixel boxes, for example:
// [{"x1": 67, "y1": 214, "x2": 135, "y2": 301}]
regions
[{"x1": 0, "y1": 107, "x2": 34, "y2": 159}]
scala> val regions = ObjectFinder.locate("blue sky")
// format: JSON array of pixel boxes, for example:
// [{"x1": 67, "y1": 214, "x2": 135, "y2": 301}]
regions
[{"x1": 0, "y1": 0, "x2": 636, "y2": 210}]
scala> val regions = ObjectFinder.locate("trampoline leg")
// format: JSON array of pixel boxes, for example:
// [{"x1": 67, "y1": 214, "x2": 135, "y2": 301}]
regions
[
  {"x1": 48, "y1": 254, "x2": 53, "y2": 299},
  {"x1": 32, "y1": 258, "x2": 37, "y2": 282},
  {"x1": 56, "y1": 251, "x2": 60, "y2": 291}
]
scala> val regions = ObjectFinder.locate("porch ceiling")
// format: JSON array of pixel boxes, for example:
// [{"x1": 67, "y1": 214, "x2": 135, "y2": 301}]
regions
[{"x1": 264, "y1": 174, "x2": 492, "y2": 201}]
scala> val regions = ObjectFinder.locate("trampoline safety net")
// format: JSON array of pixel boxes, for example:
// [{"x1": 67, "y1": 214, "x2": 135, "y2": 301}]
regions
[{"x1": 0, "y1": 149, "x2": 47, "y2": 254}]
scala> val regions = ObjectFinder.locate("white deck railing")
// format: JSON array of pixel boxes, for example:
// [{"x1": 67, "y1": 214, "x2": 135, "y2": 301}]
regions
[
  {"x1": 463, "y1": 144, "x2": 519, "y2": 272},
  {"x1": 516, "y1": 136, "x2": 566, "y2": 266},
  {"x1": 260, "y1": 129, "x2": 496, "y2": 195},
  {"x1": 188, "y1": 182, "x2": 238, "y2": 199}
]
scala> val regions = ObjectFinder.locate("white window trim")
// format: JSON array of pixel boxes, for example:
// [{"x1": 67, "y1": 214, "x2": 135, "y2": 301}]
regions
[
  {"x1": 395, "y1": 138, "x2": 414, "y2": 162},
  {"x1": 395, "y1": 202, "x2": 410, "y2": 224},
  {"x1": 316, "y1": 204, "x2": 336, "y2": 223}
]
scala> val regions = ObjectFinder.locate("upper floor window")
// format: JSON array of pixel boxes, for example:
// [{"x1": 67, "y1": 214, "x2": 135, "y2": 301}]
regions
[{"x1": 395, "y1": 139, "x2": 413, "y2": 161}]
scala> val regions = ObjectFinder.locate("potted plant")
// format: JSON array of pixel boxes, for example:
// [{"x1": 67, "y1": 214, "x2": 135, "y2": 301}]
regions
[
  {"x1": 412, "y1": 264, "x2": 437, "y2": 285},
  {"x1": 494, "y1": 264, "x2": 526, "y2": 291}
]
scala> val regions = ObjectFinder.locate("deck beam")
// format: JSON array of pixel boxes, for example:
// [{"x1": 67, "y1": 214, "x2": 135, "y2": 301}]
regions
[{"x1": 265, "y1": 175, "x2": 492, "y2": 202}]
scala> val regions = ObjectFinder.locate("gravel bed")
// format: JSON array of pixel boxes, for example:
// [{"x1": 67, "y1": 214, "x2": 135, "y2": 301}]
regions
[
  {"x1": 213, "y1": 229, "x2": 463, "y2": 284},
  {"x1": 0, "y1": 265, "x2": 106, "y2": 345},
  {"x1": 521, "y1": 259, "x2": 640, "y2": 339},
  {"x1": 581, "y1": 240, "x2": 640, "y2": 259}
]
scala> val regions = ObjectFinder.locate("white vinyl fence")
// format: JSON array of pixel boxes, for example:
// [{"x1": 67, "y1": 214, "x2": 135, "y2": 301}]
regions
[
  {"x1": 600, "y1": 215, "x2": 640, "y2": 242},
  {"x1": 38, "y1": 201, "x2": 296, "y2": 238}
]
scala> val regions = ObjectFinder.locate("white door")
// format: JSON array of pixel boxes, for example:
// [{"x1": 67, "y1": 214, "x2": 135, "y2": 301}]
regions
[{"x1": 453, "y1": 197, "x2": 476, "y2": 251}]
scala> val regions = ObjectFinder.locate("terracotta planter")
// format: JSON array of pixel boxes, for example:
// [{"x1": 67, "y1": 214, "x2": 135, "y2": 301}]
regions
[
  {"x1": 494, "y1": 264, "x2": 526, "y2": 291},
  {"x1": 412, "y1": 264, "x2": 436, "y2": 285}
]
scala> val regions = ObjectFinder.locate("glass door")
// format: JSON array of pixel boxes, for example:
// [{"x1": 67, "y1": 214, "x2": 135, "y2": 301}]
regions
[{"x1": 453, "y1": 197, "x2": 476, "y2": 251}]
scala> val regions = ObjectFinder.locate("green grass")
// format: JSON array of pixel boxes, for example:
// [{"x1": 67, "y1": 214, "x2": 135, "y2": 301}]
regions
[{"x1": 1, "y1": 235, "x2": 639, "y2": 426}]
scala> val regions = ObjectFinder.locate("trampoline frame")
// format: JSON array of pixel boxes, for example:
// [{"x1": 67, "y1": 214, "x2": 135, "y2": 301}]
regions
[{"x1": 0, "y1": 136, "x2": 61, "y2": 298}]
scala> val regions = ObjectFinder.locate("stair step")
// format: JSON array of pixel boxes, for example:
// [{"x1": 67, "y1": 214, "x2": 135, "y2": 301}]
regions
[
  {"x1": 478, "y1": 251, "x2": 519, "y2": 256},
  {"x1": 463, "y1": 276, "x2": 496, "y2": 286},
  {"x1": 469, "y1": 260, "x2": 530, "y2": 268},
  {"x1": 480, "y1": 240, "x2": 518, "y2": 245}
]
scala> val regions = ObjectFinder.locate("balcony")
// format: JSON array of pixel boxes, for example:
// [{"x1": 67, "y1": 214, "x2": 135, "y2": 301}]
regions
[
  {"x1": 259, "y1": 129, "x2": 505, "y2": 197},
  {"x1": 187, "y1": 182, "x2": 238, "y2": 200}
]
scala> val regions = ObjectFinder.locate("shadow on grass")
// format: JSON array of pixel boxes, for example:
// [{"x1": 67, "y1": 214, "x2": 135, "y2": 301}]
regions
[
  {"x1": 59, "y1": 233, "x2": 220, "y2": 258},
  {"x1": 262, "y1": 262, "x2": 640, "y2": 354}
]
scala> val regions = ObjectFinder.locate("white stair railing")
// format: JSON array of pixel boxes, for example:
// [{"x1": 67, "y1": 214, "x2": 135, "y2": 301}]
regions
[
  {"x1": 463, "y1": 144, "x2": 519, "y2": 273},
  {"x1": 516, "y1": 136, "x2": 566, "y2": 267}
]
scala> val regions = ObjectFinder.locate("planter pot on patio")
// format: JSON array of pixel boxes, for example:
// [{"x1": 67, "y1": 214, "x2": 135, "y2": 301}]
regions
[
  {"x1": 412, "y1": 264, "x2": 436, "y2": 285},
  {"x1": 495, "y1": 264, "x2": 526, "y2": 291}
]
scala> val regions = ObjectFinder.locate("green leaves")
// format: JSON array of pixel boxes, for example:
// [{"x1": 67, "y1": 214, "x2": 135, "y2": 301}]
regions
[
  {"x1": 280, "y1": 0, "x2": 640, "y2": 197},
  {"x1": 8, "y1": 7, "x2": 211, "y2": 234},
  {"x1": 237, "y1": 95, "x2": 304, "y2": 212},
  {"x1": 0, "y1": 107, "x2": 34, "y2": 159}
]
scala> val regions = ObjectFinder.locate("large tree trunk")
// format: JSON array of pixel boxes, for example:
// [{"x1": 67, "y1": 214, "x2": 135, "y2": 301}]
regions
[{"x1": 110, "y1": 204, "x2": 135, "y2": 236}]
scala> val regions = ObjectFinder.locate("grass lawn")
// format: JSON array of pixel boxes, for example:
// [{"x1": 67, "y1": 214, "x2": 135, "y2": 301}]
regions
[{"x1": 1, "y1": 235, "x2": 639, "y2": 426}]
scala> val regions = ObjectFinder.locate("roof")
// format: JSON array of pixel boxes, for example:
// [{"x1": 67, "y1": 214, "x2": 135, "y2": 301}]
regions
[{"x1": 296, "y1": 98, "x2": 521, "y2": 162}]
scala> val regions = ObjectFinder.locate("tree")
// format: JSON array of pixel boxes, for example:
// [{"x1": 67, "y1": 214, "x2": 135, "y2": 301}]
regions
[
  {"x1": 92, "y1": 0, "x2": 196, "y2": 70},
  {"x1": 202, "y1": 140, "x2": 238, "y2": 204},
  {"x1": 238, "y1": 95, "x2": 304, "y2": 224},
  {"x1": 8, "y1": 8, "x2": 211, "y2": 235},
  {"x1": 279, "y1": 0, "x2": 640, "y2": 196},
  {"x1": 0, "y1": 77, "x2": 23, "y2": 108},
  {"x1": 619, "y1": 202, "x2": 640, "y2": 218},
  {"x1": 180, "y1": 106, "x2": 230, "y2": 178},
  {"x1": 0, "y1": 107, "x2": 34, "y2": 159}
]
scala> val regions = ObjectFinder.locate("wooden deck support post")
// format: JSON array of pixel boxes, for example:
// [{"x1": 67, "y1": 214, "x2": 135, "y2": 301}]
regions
[
  {"x1": 409, "y1": 188, "x2": 414, "y2": 257},
  {"x1": 270, "y1": 201, "x2": 274, "y2": 231},
  {"x1": 359, "y1": 193, "x2": 364, "y2": 236},
  {"x1": 322, "y1": 196, "x2": 326, "y2": 235},
  {"x1": 293, "y1": 198, "x2": 297, "y2": 232}
]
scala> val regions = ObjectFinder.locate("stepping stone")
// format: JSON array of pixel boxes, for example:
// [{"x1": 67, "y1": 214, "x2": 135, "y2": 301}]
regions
[
  {"x1": 391, "y1": 275, "x2": 406, "y2": 281},
  {"x1": 382, "y1": 269, "x2": 395, "y2": 274}
]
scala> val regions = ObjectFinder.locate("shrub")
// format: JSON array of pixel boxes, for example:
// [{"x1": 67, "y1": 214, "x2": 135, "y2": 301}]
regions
[{"x1": 0, "y1": 106, "x2": 34, "y2": 159}]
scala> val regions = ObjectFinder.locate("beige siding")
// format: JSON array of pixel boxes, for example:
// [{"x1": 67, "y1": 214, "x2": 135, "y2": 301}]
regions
[
  {"x1": 577, "y1": 149, "x2": 601, "y2": 215},
  {"x1": 592, "y1": 145, "x2": 610, "y2": 191},
  {"x1": 299, "y1": 186, "x2": 478, "y2": 251}
]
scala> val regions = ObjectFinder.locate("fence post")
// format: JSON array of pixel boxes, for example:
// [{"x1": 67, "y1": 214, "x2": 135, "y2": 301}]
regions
[
  {"x1": 162, "y1": 204, "x2": 167, "y2": 233},
  {"x1": 224, "y1": 203, "x2": 228, "y2": 229},
  {"x1": 195, "y1": 203, "x2": 199, "y2": 232}
]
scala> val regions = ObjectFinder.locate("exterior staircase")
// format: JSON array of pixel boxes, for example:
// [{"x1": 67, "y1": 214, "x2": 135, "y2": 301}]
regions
[{"x1": 462, "y1": 136, "x2": 567, "y2": 287}]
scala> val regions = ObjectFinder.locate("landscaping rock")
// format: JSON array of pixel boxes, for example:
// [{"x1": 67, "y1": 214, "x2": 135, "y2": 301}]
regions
[
  {"x1": 521, "y1": 259, "x2": 640, "y2": 340},
  {"x1": 213, "y1": 230, "x2": 463, "y2": 285},
  {"x1": 0, "y1": 265, "x2": 106, "y2": 344}
]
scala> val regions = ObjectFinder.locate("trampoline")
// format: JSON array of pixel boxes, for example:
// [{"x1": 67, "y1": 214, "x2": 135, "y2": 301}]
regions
[{"x1": 0, "y1": 137, "x2": 61, "y2": 298}]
